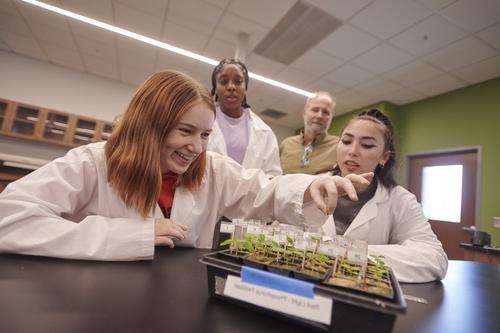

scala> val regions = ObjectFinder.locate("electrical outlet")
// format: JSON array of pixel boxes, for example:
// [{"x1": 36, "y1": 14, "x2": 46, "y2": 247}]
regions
[{"x1": 493, "y1": 217, "x2": 500, "y2": 228}]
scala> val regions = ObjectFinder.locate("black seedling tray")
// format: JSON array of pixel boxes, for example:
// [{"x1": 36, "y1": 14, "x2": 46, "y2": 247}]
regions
[{"x1": 200, "y1": 250, "x2": 407, "y2": 333}]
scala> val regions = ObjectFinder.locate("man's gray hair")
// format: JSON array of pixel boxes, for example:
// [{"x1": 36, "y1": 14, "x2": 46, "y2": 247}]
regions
[{"x1": 304, "y1": 91, "x2": 336, "y2": 111}]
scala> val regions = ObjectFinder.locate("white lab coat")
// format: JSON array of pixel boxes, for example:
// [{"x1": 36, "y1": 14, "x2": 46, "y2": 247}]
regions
[
  {"x1": 322, "y1": 183, "x2": 448, "y2": 283},
  {"x1": 0, "y1": 142, "x2": 325, "y2": 261},
  {"x1": 208, "y1": 108, "x2": 282, "y2": 177}
]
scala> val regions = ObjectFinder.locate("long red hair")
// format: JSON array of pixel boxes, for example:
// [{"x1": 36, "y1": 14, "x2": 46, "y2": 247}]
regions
[{"x1": 105, "y1": 70, "x2": 215, "y2": 218}]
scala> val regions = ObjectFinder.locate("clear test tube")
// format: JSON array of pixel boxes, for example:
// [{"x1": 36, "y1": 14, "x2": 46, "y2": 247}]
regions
[
  {"x1": 232, "y1": 218, "x2": 247, "y2": 241},
  {"x1": 347, "y1": 239, "x2": 368, "y2": 282}
]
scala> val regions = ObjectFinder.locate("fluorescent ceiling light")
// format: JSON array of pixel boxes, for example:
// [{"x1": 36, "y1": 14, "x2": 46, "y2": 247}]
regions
[{"x1": 21, "y1": 0, "x2": 314, "y2": 98}]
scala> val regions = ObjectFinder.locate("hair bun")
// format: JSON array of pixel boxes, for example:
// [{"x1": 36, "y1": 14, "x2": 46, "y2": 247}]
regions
[
  {"x1": 359, "y1": 108, "x2": 393, "y2": 130},
  {"x1": 360, "y1": 108, "x2": 385, "y2": 120}
]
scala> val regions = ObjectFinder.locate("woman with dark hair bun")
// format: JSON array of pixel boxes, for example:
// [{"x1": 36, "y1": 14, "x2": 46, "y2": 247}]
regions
[
  {"x1": 324, "y1": 109, "x2": 448, "y2": 283},
  {"x1": 208, "y1": 58, "x2": 282, "y2": 176}
]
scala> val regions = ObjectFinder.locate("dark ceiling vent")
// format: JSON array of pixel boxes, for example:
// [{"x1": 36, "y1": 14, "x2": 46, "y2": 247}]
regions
[
  {"x1": 260, "y1": 108, "x2": 287, "y2": 119},
  {"x1": 254, "y1": 0, "x2": 342, "y2": 65}
]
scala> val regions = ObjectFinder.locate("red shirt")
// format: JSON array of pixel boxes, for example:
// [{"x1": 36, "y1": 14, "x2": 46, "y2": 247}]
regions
[{"x1": 158, "y1": 173, "x2": 177, "y2": 218}]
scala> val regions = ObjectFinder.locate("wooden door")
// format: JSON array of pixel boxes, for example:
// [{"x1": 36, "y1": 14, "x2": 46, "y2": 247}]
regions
[{"x1": 408, "y1": 149, "x2": 478, "y2": 260}]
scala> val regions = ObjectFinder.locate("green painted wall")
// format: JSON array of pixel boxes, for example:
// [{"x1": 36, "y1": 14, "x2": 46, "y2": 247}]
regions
[
  {"x1": 398, "y1": 78, "x2": 500, "y2": 246},
  {"x1": 327, "y1": 77, "x2": 500, "y2": 246}
]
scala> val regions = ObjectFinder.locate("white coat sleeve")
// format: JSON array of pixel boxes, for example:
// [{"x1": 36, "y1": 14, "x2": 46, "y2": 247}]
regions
[
  {"x1": 260, "y1": 129, "x2": 282, "y2": 177},
  {"x1": 211, "y1": 154, "x2": 327, "y2": 226},
  {"x1": 0, "y1": 147, "x2": 154, "y2": 261},
  {"x1": 369, "y1": 189, "x2": 448, "y2": 282}
]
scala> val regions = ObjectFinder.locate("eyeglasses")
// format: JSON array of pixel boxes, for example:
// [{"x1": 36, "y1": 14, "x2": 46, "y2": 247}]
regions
[{"x1": 301, "y1": 144, "x2": 313, "y2": 167}]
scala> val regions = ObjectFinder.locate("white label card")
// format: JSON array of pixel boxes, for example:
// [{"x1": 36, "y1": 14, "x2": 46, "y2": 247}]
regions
[
  {"x1": 247, "y1": 225, "x2": 261, "y2": 234},
  {"x1": 318, "y1": 244, "x2": 334, "y2": 257},
  {"x1": 347, "y1": 250, "x2": 367, "y2": 264},
  {"x1": 223, "y1": 275, "x2": 332, "y2": 325},
  {"x1": 220, "y1": 222, "x2": 234, "y2": 234}
]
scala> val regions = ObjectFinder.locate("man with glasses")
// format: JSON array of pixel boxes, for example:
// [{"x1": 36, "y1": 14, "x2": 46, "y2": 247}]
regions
[{"x1": 280, "y1": 91, "x2": 338, "y2": 174}]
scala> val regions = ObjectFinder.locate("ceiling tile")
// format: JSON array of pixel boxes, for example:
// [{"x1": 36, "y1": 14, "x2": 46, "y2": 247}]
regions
[
  {"x1": 61, "y1": 0, "x2": 113, "y2": 22},
  {"x1": 189, "y1": 62, "x2": 216, "y2": 89},
  {"x1": 16, "y1": 1, "x2": 69, "y2": 30},
  {"x1": 29, "y1": 22, "x2": 78, "y2": 51},
  {"x1": 259, "y1": 115, "x2": 294, "y2": 130},
  {"x1": 385, "y1": 87, "x2": 427, "y2": 105},
  {"x1": 291, "y1": 48, "x2": 344, "y2": 78},
  {"x1": 0, "y1": 0, "x2": 21, "y2": 16},
  {"x1": 410, "y1": 73, "x2": 467, "y2": 96},
  {"x1": 82, "y1": 54, "x2": 120, "y2": 81},
  {"x1": 417, "y1": 0, "x2": 456, "y2": 11},
  {"x1": 246, "y1": 80, "x2": 264, "y2": 96},
  {"x1": 317, "y1": 23, "x2": 380, "y2": 61},
  {"x1": 389, "y1": 14, "x2": 467, "y2": 57},
  {"x1": 271, "y1": 93, "x2": 307, "y2": 115},
  {"x1": 354, "y1": 76, "x2": 404, "y2": 98},
  {"x1": 441, "y1": 0, "x2": 500, "y2": 33},
  {"x1": 227, "y1": 0, "x2": 294, "y2": 28},
  {"x1": 168, "y1": 0, "x2": 223, "y2": 35},
  {"x1": 116, "y1": 36, "x2": 157, "y2": 70},
  {"x1": 203, "y1": 37, "x2": 236, "y2": 61},
  {"x1": 75, "y1": 35, "x2": 117, "y2": 61},
  {"x1": 351, "y1": 43, "x2": 414, "y2": 74},
  {"x1": 383, "y1": 60, "x2": 444, "y2": 86},
  {"x1": 304, "y1": 77, "x2": 347, "y2": 96},
  {"x1": 452, "y1": 55, "x2": 500, "y2": 84},
  {"x1": 246, "y1": 80, "x2": 271, "y2": 104},
  {"x1": 477, "y1": 23, "x2": 500, "y2": 50},
  {"x1": 114, "y1": 2, "x2": 163, "y2": 39},
  {"x1": 156, "y1": 51, "x2": 198, "y2": 74},
  {"x1": 249, "y1": 81, "x2": 290, "y2": 105},
  {"x1": 0, "y1": 12, "x2": 32, "y2": 37},
  {"x1": 269, "y1": 112, "x2": 303, "y2": 130},
  {"x1": 69, "y1": 20, "x2": 115, "y2": 45},
  {"x1": 423, "y1": 36, "x2": 498, "y2": 71},
  {"x1": 202, "y1": 0, "x2": 231, "y2": 9},
  {"x1": 304, "y1": 0, "x2": 373, "y2": 21},
  {"x1": 274, "y1": 66, "x2": 317, "y2": 87},
  {"x1": 163, "y1": 21, "x2": 210, "y2": 54},
  {"x1": 3, "y1": 0, "x2": 500, "y2": 131},
  {"x1": 350, "y1": 0, "x2": 431, "y2": 39},
  {"x1": 44, "y1": 44, "x2": 85, "y2": 71},
  {"x1": 245, "y1": 53, "x2": 287, "y2": 76},
  {"x1": 212, "y1": 12, "x2": 268, "y2": 53},
  {"x1": 337, "y1": 88, "x2": 379, "y2": 109},
  {"x1": 0, "y1": 39, "x2": 10, "y2": 51},
  {"x1": 0, "y1": 30, "x2": 47, "y2": 60},
  {"x1": 114, "y1": 0, "x2": 168, "y2": 19},
  {"x1": 334, "y1": 101, "x2": 357, "y2": 116},
  {"x1": 325, "y1": 63, "x2": 374, "y2": 88}
]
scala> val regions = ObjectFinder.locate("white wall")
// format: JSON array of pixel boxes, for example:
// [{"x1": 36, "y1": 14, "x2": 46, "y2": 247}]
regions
[
  {"x1": 0, "y1": 51, "x2": 135, "y2": 121},
  {"x1": 0, "y1": 51, "x2": 136, "y2": 161},
  {"x1": 0, "y1": 51, "x2": 296, "y2": 162}
]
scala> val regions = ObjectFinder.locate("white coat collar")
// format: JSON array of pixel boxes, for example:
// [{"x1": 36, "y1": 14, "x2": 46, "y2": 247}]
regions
[{"x1": 344, "y1": 181, "x2": 390, "y2": 235}]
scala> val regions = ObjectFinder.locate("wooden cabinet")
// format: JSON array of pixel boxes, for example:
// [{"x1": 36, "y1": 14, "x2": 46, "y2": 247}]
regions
[
  {"x1": 0, "y1": 100, "x2": 7, "y2": 129},
  {"x1": 43, "y1": 111, "x2": 69, "y2": 141},
  {"x1": 0, "y1": 98, "x2": 114, "y2": 148}
]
